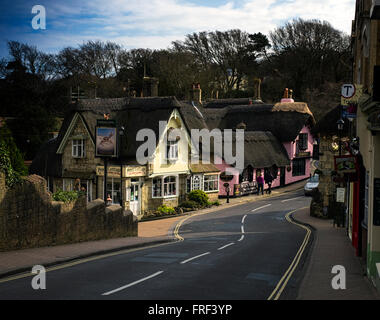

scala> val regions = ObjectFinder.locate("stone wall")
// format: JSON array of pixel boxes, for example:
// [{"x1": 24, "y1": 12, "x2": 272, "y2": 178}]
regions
[{"x1": 0, "y1": 172, "x2": 137, "y2": 251}]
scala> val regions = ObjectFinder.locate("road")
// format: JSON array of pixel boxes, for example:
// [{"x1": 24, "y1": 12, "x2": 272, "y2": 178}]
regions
[{"x1": 0, "y1": 189, "x2": 312, "y2": 300}]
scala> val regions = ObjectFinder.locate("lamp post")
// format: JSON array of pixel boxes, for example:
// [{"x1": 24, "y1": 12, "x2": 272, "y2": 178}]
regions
[
  {"x1": 337, "y1": 118, "x2": 345, "y2": 156},
  {"x1": 336, "y1": 117, "x2": 345, "y2": 228}
]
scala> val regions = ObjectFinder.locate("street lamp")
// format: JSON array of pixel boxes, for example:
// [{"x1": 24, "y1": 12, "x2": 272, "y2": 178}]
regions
[{"x1": 337, "y1": 118, "x2": 345, "y2": 156}]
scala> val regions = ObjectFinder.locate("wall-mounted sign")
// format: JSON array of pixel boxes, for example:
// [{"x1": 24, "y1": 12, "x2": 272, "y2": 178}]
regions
[
  {"x1": 336, "y1": 187, "x2": 345, "y2": 203},
  {"x1": 125, "y1": 166, "x2": 146, "y2": 177},
  {"x1": 95, "y1": 126, "x2": 117, "y2": 157},
  {"x1": 220, "y1": 171, "x2": 234, "y2": 181},
  {"x1": 96, "y1": 166, "x2": 121, "y2": 178}
]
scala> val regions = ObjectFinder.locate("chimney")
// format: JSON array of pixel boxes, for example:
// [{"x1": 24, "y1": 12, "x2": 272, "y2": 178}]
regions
[
  {"x1": 190, "y1": 83, "x2": 202, "y2": 105},
  {"x1": 143, "y1": 77, "x2": 159, "y2": 97},
  {"x1": 280, "y1": 88, "x2": 294, "y2": 103},
  {"x1": 253, "y1": 78, "x2": 262, "y2": 102}
]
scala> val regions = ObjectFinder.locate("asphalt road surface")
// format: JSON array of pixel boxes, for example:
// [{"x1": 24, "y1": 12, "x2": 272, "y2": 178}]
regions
[{"x1": 0, "y1": 189, "x2": 312, "y2": 300}]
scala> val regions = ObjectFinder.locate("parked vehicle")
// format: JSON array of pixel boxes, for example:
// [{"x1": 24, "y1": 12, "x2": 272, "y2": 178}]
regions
[{"x1": 304, "y1": 174, "x2": 319, "y2": 196}]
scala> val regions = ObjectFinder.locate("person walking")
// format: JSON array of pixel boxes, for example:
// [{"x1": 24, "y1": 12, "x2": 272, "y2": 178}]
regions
[
  {"x1": 265, "y1": 171, "x2": 274, "y2": 194},
  {"x1": 256, "y1": 172, "x2": 264, "y2": 195}
]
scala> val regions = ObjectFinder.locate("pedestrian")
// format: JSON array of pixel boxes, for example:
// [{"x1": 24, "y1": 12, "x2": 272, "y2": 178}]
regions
[
  {"x1": 256, "y1": 172, "x2": 264, "y2": 195},
  {"x1": 265, "y1": 171, "x2": 273, "y2": 194}
]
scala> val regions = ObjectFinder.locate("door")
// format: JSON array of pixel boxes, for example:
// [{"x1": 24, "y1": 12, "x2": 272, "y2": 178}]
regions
[
  {"x1": 280, "y1": 167, "x2": 286, "y2": 186},
  {"x1": 130, "y1": 182, "x2": 140, "y2": 215}
]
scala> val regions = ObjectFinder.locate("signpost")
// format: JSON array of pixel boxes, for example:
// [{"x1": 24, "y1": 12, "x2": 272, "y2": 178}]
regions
[{"x1": 95, "y1": 119, "x2": 118, "y2": 204}]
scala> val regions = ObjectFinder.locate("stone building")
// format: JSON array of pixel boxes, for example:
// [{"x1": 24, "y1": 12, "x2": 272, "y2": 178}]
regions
[{"x1": 351, "y1": 0, "x2": 380, "y2": 291}]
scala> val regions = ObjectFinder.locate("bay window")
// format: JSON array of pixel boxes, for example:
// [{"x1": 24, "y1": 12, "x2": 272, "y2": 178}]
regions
[{"x1": 203, "y1": 175, "x2": 219, "y2": 192}]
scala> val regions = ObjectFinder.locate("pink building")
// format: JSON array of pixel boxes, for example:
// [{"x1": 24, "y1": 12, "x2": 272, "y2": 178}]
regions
[{"x1": 200, "y1": 99, "x2": 316, "y2": 196}]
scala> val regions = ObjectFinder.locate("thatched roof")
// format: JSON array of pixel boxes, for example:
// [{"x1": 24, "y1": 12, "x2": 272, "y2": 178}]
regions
[
  {"x1": 224, "y1": 131, "x2": 290, "y2": 169},
  {"x1": 202, "y1": 102, "x2": 315, "y2": 142}
]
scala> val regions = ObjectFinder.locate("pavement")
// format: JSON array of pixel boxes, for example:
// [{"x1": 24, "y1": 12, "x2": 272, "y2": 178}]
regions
[
  {"x1": 0, "y1": 178, "x2": 379, "y2": 300},
  {"x1": 294, "y1": 209, "x2": 380, "y2": 300}
]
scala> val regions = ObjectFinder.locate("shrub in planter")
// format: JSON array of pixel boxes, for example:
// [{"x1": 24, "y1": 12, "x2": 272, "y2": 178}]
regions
[
  {"x1": 188, "y1": 190, "x2": 209, "y2": 207},
  {"x1": 179, "y1": 200, "x2": 199, "y2": 210}
]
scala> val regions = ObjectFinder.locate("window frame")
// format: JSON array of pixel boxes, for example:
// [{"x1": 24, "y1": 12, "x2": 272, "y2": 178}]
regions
[
  {"x1": 203, "y1": 174, "x2": 219, "y2": 192},
  {"x1": 292, "y1": 158, "x2": 306, "y2": 177},
  {"x1": 72, "y1": 139, "x2": 85, "y2": 158}
]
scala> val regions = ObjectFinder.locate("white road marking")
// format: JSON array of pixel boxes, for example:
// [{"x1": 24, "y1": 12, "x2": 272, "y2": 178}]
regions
[
  {"x1": 241, "y1": 225, "x2": 245, "y2": 234},
  {"x1": 180, "y1": 252, "x2": 210, "y2": 264},
  {"x1": 102, "y1": 271, "x2": 164, "y2": 296},
  {"x1": 238, "y1": 235, "x2": 245, "y2": 242},
  {"x1": 281, "y1": 197, "x2": 303, "y2": 203},
  {"x1": 251, "y1": 204, "x2": 271, "y2": 212},
  {"x1": 218, "y1": 242, "x2": 235, "y2": 250},
  {"x1": 242, "y1": 214, "x2": 247, "y2": 224}
]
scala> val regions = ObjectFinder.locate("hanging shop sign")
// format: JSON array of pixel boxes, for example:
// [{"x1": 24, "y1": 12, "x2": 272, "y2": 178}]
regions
[
  {"x1": 95, "y1": 119, "x2": 118, "y2": 158},
  {"x1": 334, "y1": 155, "x2": 357, "y2": 174}
]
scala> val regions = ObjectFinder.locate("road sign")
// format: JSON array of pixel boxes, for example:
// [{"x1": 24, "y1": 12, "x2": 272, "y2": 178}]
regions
[
  {"x1": 341, "y1": 84, "x2": 355, "y2": 99},
  {"x1": 341, "y1": 84, "x2": 363, "y2": 106}
]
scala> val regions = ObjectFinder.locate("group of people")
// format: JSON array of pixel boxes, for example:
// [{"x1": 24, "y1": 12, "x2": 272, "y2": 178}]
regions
[{"x1": 256, "y1": 170, "x2": 274, "y2": 196}]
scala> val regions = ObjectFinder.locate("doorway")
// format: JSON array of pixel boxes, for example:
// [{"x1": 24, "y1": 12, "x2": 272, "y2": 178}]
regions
[{"x1": 130, "y1": 179, "x2": 141, "y2": 215}]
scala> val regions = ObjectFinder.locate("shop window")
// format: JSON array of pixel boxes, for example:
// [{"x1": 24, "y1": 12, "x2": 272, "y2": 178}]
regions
[
  {"x1": 292, "y1": 158, "x2": 306, "y2": 176},
  {"x1": 203, "y1": 175, "x2": 219, "y2": 192},
  {"x1": 72, "y1": 139, "x2": 85, "y2": 158},
  {"x1": 152, "y1": 178, "x2": 162, "y2": 198},
  {"x1": 163, "y1": 176, "x2": 177, "y2": 196},
  {"x1": 106, "y1": 178, "x2": 121, "y2": 204}
]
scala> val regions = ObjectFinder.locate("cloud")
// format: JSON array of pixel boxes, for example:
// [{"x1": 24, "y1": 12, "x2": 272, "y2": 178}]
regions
[{"x1": 1, "y1": 0, "x2": 356, "y2": 56}]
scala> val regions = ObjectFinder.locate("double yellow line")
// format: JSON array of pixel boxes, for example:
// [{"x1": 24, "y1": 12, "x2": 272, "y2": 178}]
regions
[
  {"x1": 267, "y1": 207, "x2": 311, "y2": 300},
  {"x1": 173, "y1": 209, "x2": 215, "y2": 241}
]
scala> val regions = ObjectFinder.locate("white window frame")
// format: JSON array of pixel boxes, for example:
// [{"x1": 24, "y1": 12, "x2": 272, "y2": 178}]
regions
[
  {"x1": 72, "y1": 139, "x2": 85, "y2": 158},
  {"x1": 152, "y1": 175, "x2": 178, "y2": 198},
  {"x1": 166, "y1": 140, "x2": 178, "y2": 161},
  {"x1": 203, "y1": 174, "x2": 219, "y2": 192},
  {"x1": 152, "y1": 178, "x2": 162, "y2": 198}
]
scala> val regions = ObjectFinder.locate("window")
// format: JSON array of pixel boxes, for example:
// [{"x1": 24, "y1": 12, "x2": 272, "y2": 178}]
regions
[
  {"x1": 72, "y1": 139, "x2": 85, "y2": 158},
  {"x1": 298, "y1": 133, "x2": 308, "y2": 151},
  {"x1": 166, "y1": 140, "x2": 178, "y2": 160},
  {"x1": 203, "y1": 175, "x2": 219, "y2": 192},
  {"x1": 152, "y1": 176, "x2": 178, "y2": 198},
  {"x1": 191, "y1": 175, "x2": 202, "y2": 191},
  {"x1": 106, "y1": 178, "x2": 121, "y2": 204},
  {"x1": 152, "y1": 178, "x2": 162, "y2": 198},
  {"x1": 63, "y1": 178, "x2": 73, "y2": 191},
  {"x1": 292, "y1": 158, "x2": 306, "y2": 176},
  {"x1": 163, "y1": 176, "x2": 177, "y2": 196}
]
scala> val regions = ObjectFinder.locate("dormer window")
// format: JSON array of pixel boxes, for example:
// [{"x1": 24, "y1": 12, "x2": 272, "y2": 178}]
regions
[
  {"x1": 72, "y1": 139, "x2": 85, "y2": 158},
  {"x1": 167, "y1": 140, "x2": 178, "y2": 160}
]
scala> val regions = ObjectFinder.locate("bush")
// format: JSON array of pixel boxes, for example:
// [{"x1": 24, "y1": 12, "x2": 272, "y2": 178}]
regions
[
  {"x1": 188, "y1": 190, "x2": 209, "y2": 207},
  {"x1": 211, "y1": 200, "x2": 220, "y2": 206},
  {"x1": 52, "y1": 189, "x2": 85, "y2": 202},
  {"x1": 157, "y1": 204, "x2": 176, "y2": 215},
  {"x1": 179, "y1": 200, "x2": 199, "y2": 209}
]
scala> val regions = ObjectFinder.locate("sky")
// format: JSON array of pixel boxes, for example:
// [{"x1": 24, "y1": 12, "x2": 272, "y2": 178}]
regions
[{"x1": 0, "y1": 0, "x2": 356, "y2": 58}]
